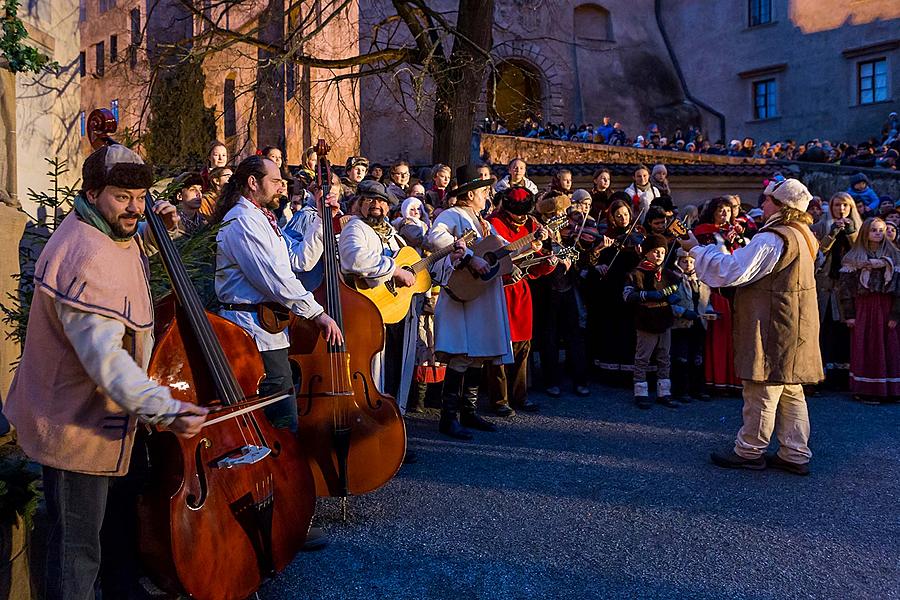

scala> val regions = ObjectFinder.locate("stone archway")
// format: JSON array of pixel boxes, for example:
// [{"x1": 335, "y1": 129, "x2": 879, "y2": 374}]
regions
[{"x1": 489, "y1": 60, "x2": 544, "y2": 130}]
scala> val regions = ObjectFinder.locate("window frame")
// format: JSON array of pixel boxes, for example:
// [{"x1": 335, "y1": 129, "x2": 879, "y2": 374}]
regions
[
  {"x1": 129, "y1": 8, "x2": 140, "y2": 68},
  {"x1": 110, "y1": 34, "x2": 118, "y2": 63},
  {"x1": 78, "y1": 51, "x2": 86, "y2": 78},
  {"x1": 224, "y1": 78, "x2": 237, "y2": 138},
  {"x1": 95, "y1": 41, "x2": 105, "y2": 76},
  {"x1": 857, "y1": 57, "x2": 888, "y2": 105},
  {"x1": 752, "y1": 78, "x2": 778, "y2": 120},
  {"x1": 748, "y1": 0, "x2": 773, "y2": 28}
]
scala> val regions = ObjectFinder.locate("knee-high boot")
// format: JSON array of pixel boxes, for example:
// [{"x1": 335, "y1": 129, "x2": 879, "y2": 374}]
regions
[
  {"x1": 459, "y1": 368, "x2": 498, "y2": 432},
  {"x1": 439, "y1": 368, "x2": 472, "y2": 440}
]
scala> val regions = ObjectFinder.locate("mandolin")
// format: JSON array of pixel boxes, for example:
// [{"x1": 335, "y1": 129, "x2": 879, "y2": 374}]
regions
[{"x1": 354, "y1": 230, "x2": 477, "y2": 324}]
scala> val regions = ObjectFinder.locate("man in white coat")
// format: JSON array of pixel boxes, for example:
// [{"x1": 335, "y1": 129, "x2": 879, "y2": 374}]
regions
[{"x1": 427, "y1": 166, "x2": 514, "y2": 439}]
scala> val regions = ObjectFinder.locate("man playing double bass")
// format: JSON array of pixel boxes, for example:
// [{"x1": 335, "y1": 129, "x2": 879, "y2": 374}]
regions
[
  {"x1": 3, "y1": 145, "x2": 208, "y2": 599},
  {"x1": 211, "y1": 155, "x2": 343, "y2": 431}
]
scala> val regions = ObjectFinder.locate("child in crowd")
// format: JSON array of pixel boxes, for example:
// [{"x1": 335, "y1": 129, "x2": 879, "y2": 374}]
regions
[
  {"x1": 670, "y1": 249, "x2": 713, "y2": 402},
  {"x1": 838, "y1": 217, "x2": 900, "y2": 404},
  {"x1": 623, "y1": 234, "x2": 683, "y2": 409}
]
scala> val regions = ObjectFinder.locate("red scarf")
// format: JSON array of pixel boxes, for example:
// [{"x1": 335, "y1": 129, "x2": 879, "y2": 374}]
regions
[{"x1": 638, "y1": 260, "x2": 662, "y2": 280}]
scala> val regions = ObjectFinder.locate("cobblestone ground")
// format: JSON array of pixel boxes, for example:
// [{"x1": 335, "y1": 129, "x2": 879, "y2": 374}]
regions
[{"x1": 259, "y1": 385, "x2": 900, "y2": 600}]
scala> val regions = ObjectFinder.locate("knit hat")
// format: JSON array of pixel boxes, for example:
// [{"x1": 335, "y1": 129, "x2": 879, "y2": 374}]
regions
[
  {"x1": 571, "y1": 189, "x2": 592, "y2": 204},
  {"x1": 498, "y1": 186, "x2": 535, "y2": 215},
  {"x1": 642, "y1": 233, "x2": 669, "y2": 255},
  {"x1": 763, "y1": 178, "x2": 812, "y2": 212},
  {"x1": 82, "y1": 145, "x2": 154, "y2": 192},
  {"x1": 849, "y1": 172, "x2": 869, "y2": 186}
]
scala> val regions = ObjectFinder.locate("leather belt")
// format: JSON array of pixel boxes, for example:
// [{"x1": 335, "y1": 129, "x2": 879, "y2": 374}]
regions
[{"x1": 220, "y1": 303, "x2": 258, "y2": 312}]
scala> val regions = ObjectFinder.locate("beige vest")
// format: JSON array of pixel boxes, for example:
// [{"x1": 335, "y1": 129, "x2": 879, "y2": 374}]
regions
[
  {"x1": 3, "y1": 213, "x2": 153, "y2": 475},
  {"x1": 733, "y1": 223, "x2": 824, "y2": 384}
]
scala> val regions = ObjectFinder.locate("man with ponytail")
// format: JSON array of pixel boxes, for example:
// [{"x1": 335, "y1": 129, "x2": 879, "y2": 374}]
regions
[
  {"x1": 213, "y1": 155, "x2": 342, "y2": 433},
  {"x1": 680, "y1": 178, "x2": 823, "y2": 476}
]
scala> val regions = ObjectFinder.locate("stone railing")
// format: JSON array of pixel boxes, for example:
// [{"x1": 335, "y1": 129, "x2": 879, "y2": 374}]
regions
[{"x1": 475, "y1": 133, "x2": 767, "y2": 168}]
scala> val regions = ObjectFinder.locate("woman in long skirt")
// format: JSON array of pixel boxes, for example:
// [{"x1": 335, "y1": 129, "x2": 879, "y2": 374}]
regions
[
  {"x1": 838, "y1": 217, "x2": 900, "y2": 403},
  {"x1": 811, "y1": 192, "x2": 861, "y2": 388}
]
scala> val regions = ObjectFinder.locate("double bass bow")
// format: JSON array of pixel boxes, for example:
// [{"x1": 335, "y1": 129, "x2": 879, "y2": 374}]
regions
[
  {"x1": 288, "y1": 139, "x2": 406, "y2": 516},
  {"x1": 85, "y1": 110, "x2": 316, "y2": 600}
]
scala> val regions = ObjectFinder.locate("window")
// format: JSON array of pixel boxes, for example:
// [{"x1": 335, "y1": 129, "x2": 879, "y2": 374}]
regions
[
  {"x1": 80, "y1": 111, "x2": 86, "y2": 137},
  {"x1": 78, "y1": 51, "x2": 86, "y2": 77},
  {"x1": 99, "y1": 0, "x2": 115, "y2": 13},
  {"x1": 224, "y1": 78, "x2": 236, "y2": 137},
  {"x1": 201, "y1": 0, "x2": 212, "y2": 31},
  {"x1": 858, "y1": 58, "x2": 888, "y2": 104},
  {"x1": 95, "y1": 41, "x2": 105, "y2": 76},
  {"x1": 110, "y1": 35, "x2": 118, "y2": 63},
  {"x1": 79, "y1": 0, "x2": 86, "y2": 22},
  {"x1": 130, "y1": 8, "x2": 140, "y2": 68},
  {"x1": 286, "y1": 62, "x2": 296, "y2": 100},
  {"x1": 749, "y1": 0, "x2": 772, "y2": 27},
  {"x1": 110, "y1": 99, "x2": 119, "y2": 121},
  {"x1": 753, "y1": 79, "x2": 777, "y2": 119},
  {"x1": 574, "y1": 4, "x2": 613, "y2": 42}
]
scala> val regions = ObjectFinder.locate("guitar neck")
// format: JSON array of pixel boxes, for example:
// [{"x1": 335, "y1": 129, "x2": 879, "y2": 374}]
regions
[{"x1": 416, "y1": 232, "x2": 474, "y2": 272}]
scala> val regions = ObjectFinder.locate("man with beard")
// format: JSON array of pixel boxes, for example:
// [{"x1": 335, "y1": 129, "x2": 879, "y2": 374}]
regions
[
  {"x1": 427, "y1": 165, "x2": 513, "y2": 439},
  {"x1": 338, "y1": 181, "x2": 418, "y2": 412},
  {"x1": 212, "y1": 155, "x2": 343, "y2": 433},
  {"x1": 3, "y1": 144, "x2": 208, "y2": 599},
  {"x1": 173, "y1": 171, "x2": 208, "y2": 235},
  {"x1": 484, "y1": 186, "x2": 553, "y2": 415}
]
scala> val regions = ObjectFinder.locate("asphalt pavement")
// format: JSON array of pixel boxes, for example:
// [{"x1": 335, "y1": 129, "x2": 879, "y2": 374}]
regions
[{"x1": 260, "y1": 385, "x2": 899, "y2": 600}]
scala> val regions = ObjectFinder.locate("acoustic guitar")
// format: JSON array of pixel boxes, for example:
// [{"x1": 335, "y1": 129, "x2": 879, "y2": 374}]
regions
[
  {"x1": 445, "y1": 215, "x2": 567, "y2": 302},
  {"x1": 355, "y1": 230, "x2": 477, "y2": 324}
]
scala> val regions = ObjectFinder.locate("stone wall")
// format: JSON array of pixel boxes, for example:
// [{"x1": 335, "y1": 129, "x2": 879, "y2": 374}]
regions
[
  {"x1": 477, "y1": 133, "x2": 766, "y2": 167},
  {"x1": 781, "y1": 162, "x2": 900, "y2": 201}
]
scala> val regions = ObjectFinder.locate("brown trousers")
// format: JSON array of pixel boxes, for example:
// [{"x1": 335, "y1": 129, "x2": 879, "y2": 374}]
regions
[{"x1": 485, "y1": 340, "x2": 531, "y2": 408}]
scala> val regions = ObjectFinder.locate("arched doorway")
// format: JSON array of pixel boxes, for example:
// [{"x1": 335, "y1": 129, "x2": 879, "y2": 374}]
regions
[{"x1": 489, "y1": 60, "x2": 543, "y2": 131}]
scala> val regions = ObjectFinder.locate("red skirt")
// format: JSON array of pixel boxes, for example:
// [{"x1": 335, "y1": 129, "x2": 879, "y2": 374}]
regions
[
  {"x1": 849, "y1": 293, "x2": 900, "y2": 397},
  {"x1": 704, "y1": 291, "x2": 740, "y2": 389}
]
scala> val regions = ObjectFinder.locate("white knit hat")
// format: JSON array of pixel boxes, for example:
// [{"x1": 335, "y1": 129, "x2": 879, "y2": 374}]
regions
[{"x1": 763, "y1": 178, "x2": 812, "y2": 212}]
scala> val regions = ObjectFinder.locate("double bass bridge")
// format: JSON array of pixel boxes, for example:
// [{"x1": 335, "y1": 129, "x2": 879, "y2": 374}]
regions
[{"x1": 216, "y1": 444, "x2": 271, "y2": 469}]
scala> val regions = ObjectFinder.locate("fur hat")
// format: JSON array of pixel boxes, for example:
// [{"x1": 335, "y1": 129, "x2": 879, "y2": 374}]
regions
[
  {"x1": 537, "y1": 190, "x2": 571, "y2": 216},
  {"x1": 498, "y1": 186, "x2": 535, "y2": 215},
  {"x1": 642, "y1": 233, "x2": 669, "y2": 255},
  {"x1": 82, "y1": 145, "x2": 153, "y2": 192},
  {"x1": 763, "y1": 178, "x2": 812, "y2": 212}
]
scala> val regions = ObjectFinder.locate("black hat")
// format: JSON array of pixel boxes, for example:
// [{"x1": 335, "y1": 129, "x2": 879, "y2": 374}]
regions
[
  {"x1": 497, "y1": 186, "x2": 535, "y2": 215},
  {"x1": 82, "y1": 145, "x2": 154, "y2": 192},
  {"x1": 642, "y1": 233, "x2": 669, "y2": 255},
  {"x1": 447, "y1": 164, "x2": 493, "y2": 199},
  {"x1": 173, "y1": 171, "x2": 203, "y2": 191},
  {"x1": 356, "y1": 180, "x2": 394, "y2": 204}
]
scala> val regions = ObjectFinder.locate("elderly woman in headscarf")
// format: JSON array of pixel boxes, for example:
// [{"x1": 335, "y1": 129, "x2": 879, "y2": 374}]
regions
[{"x1": 393, "y1": 196, "x2": 431, "y2": 249}]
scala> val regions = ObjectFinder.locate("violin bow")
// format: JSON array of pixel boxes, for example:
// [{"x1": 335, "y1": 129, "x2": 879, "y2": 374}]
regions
[{"x1": 602, "y1": 205, "x2": 648, "y2": 279}]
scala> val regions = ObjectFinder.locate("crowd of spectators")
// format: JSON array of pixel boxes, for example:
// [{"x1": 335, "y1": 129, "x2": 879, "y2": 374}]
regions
[{"x1": 483, "y1": 111, "x2": 900, "y2": 170}]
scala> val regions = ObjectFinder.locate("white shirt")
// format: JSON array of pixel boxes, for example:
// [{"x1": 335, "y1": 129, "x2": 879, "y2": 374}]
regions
[
  {"x1": 690, "y1": 229, "x2": 784, "y2": 288},
  {"x1": 216, "y1": 197, "x2": 324, "y2": 351}
]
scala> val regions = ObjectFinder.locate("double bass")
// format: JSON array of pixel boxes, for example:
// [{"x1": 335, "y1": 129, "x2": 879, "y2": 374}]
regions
[
  {"x1": 289, "y1": 139, "x2": 406, "y2": 507},
  {"x1": 86, "y1": 110, "x2": 316, "y2": 600}
]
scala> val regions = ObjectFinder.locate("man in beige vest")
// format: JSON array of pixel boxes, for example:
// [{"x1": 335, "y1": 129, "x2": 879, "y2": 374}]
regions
[
  {"x1": 3, "y1": 145, "x2": 208, "y2": 599},
  {"x1": 680, "y1": 178, "x2": 823, "y2": 476}
]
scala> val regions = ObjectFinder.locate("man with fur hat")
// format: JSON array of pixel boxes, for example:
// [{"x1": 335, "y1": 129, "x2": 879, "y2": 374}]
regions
[
  {"x1": 338, "y1": 180, "x2": 418, "y2": 412},
  {"x1": 680, "y1": 178, "x2": 823, "y2": 475},
  {"x1": 426, "y1": 165, "x2": 513, "y2": 439},
  {"x1": 3, "y1": 144, "x2": 209, "y2": 599},
  {"x1": 624, "y1": 233, "x2": 682, "y2": 408},
  {"x1": 485, "y1": 186, "x2": 553, "y2": 416}
]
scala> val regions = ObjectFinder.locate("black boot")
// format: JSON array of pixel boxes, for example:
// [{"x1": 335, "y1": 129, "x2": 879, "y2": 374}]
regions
[
  {"x1": 406, "y1": 381, "x2": 427, "y2": 414},
  {"x1": 438, "y1": 369, "x2": 473, "y2": 440},
  {"x1": 459, "y1": 368, "x2": 498, "y2": 432}
]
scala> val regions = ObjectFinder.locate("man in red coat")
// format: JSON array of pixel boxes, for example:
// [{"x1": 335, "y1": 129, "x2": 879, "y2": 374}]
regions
[{"x1": 485, "y1": 186, "x2": 555, "y2": 415}]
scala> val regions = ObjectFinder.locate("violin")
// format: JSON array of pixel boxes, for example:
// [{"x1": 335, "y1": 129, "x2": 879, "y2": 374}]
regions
[
  {"x1": 85, "y1": 110, "x2": 317, "y2": 600},
  {"x1": 288, "y1": 139, "x2": 406, "y2": 514}
]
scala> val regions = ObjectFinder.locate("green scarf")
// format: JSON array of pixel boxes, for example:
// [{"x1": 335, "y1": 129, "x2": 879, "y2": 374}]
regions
[
  {"x1": 364, "y1": 216, "x2": 396, "y2": 243},
  {"x1": 74, "y1": 192, "x2": 137, "y2": 242}
]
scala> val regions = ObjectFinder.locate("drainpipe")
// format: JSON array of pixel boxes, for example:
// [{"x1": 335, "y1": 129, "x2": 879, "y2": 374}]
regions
[{"x1": 654, "y1": 0, "x2": 727, "y2": 142}]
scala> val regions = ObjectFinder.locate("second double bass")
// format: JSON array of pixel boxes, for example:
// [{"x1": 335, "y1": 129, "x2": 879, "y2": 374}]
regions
[{"x1": 289, "y1": 139, "x2": 406, "y2": 500}]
